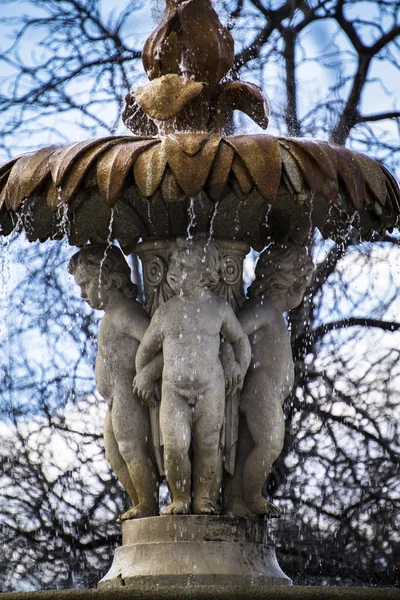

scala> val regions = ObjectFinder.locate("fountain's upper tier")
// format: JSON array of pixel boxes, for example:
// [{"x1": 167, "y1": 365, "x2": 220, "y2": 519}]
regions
[
  {"x1": 0, "y1": 0, "x2": 399, "y2": 249},
  {"x1": 0, "y1": 133, "x2": 398, "y2": 251}
]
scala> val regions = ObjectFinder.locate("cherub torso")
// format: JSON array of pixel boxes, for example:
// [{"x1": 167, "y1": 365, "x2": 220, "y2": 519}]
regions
[
  {"x1": 160, "y1": 294, "x2": 225, "y2": 391},
  {"x1": 96, "y1": 301, "x2": 149, "y2": 405}
]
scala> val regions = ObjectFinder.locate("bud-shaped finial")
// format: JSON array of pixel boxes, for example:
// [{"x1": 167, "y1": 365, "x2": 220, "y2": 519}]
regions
[
  {"x1": 143, "y1": 0, "x2": 234, "y2": 87},
  {"x1": 123, "y1": 0, "x2": 269, "y2": 135}
]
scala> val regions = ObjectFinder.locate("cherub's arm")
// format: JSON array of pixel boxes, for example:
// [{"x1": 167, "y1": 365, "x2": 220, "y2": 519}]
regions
[
  {"x1": 122, "y1": 303, "x2": 150, "y2": 343},
  {"x1": 135, "y1": 308, "x2": 163, "y2": 373},
  {"x1": 221, "y1": 306, "x2": 251, "y2": 383},
  {"x1": 133, "y1": 309, "x2": 164, "y2": 405},
  {"x1": 220, "y1": 341, "x2": 242, "y2": 396},
  {"x1": 237, "y1": 298, "x2": 264, "y2": 337},
  {"x1": 133, "y1": 351, "x2": 163, "y2": 406}
]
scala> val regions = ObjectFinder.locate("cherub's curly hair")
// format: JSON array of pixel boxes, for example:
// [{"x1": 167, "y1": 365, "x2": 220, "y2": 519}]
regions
[
  {"x1": 68, "y1": 244, "x2": 138, "y2": 300},
  {"x1": 171, "y1": 235, "x2": 220, "y2": 286},
  {"x1": 248, "y1": 242, "x2": 314, "y2": 300}
]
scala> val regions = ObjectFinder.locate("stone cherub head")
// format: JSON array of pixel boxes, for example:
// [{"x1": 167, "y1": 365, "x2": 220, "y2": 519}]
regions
[
  {"x1": 248, "y1": 242, "x2": 314, "y2": 311},
  {"x1": 68, "y1": 243, "x2": 138, "y2": 310},
  {"x1": 166, "y1": 236, "x2": 220, "y2": 297}
]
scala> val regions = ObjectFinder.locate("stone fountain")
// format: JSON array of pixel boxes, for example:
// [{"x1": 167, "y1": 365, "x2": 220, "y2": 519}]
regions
[{"x1": 0, "y1": 0, "x2": 399, "y2": 593}]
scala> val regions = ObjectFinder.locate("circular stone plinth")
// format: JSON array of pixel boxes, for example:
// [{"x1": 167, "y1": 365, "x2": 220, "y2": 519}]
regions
[{"x1": 98, "y1": 516, "x2": 291, "y2": 589}]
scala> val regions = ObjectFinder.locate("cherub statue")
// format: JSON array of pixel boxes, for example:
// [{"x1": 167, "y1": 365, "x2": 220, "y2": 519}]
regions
[
  {"x1": 224, "y1": 242, "x2": 314, "y2": 517},
  {"x1": 68, "y1": 244, "x2": 160, "y2": 521},
  {"x1": 133, "y1": 236, "x2": 251, "y2": 515}
]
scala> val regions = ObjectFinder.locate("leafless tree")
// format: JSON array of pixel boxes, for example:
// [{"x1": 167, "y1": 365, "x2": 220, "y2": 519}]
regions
[{"x1": 0, "y1": 0, "x2": 399, "y2": 590}]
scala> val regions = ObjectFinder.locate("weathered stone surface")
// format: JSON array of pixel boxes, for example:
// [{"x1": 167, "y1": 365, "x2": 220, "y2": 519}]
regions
[
  {"x1": 68, "y1": 245, "x2": 159, "y2": 522},
  {"x1": 99, "y1": 516, "x2": 291, "y2": 588},
  {"x1": 133, "y1": 237, "x2": 251, "y2": 516},
  {"x1": 1, "y1": 135, "x2": 398, "y2": 247},
  {"x1": 1, "y1": 586, "x2": 400, "y2": 600}
]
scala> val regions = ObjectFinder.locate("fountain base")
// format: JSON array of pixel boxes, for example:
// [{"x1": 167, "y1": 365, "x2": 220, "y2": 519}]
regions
[{"x1": 98, "y1": 516, "x2": 291, "y2": 589}]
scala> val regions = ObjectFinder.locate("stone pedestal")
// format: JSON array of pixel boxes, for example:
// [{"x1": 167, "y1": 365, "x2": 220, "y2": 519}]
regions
[{"x1": 98, "y1": 516, "x2": 291, "y2": 589}]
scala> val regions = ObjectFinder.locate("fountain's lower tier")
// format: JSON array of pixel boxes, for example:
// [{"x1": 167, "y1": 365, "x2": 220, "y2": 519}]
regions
[{"x1": 98, "y1": 516, "x2": 291, "y2": 589}]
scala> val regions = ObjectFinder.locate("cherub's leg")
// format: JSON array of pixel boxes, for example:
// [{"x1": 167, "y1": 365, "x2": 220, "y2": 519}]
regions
[
  {"x1": 104, "y1": 409, "x2": 139, "y2": 508},
  {"x1": 242, "y1": 394, "x2": 284, "y2": 517},
  {"x1": 223, "y1": 416, "x2": 255, "y2": 517},
  {"x1": 112, "y1": 392, "x2": 159, "y2": 520},
  {"x1": 192, "y1": 384, "x2": 225, "y2": 515},
  {"x1": 160, "y1": 384, "x2": 192, "y2": 515}
]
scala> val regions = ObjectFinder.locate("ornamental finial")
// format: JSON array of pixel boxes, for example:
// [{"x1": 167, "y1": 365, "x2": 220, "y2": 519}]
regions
[{"x1": 123, "y1": 0, "x2": 269, "y2": 134}]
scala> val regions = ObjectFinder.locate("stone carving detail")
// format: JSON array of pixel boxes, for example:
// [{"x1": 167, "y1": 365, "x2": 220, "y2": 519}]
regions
[
  {"x1": 224, "y1": 242, "x2": 314, "y2": 517},
  {"x1": 68, "y1": 244, "x2": 160, "y2": 522},
  {"x1": 137, "y1": 237, "x2": 249, "y2": 315},
  {"x1": 69, "y1": 238, "x2": 313, "y2": 523},
  {"x1": 133, "y1": 236, "x2": 251, "y2": 515},
  {"x1": 211, "y1": 240, "x2": 248, "y2": 313}
]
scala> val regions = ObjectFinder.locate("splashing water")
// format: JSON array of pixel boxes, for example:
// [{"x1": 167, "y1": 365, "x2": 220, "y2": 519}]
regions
[
  {"x1": 207, "y1": 201, "x2": 220, "y2": 247},
  {"x1": 98, "y1": 209, "x2": 115, "y2": 302},
  {"x1": 55, "y1": 194, "x2": 71, "y2": 239},
  {"x1": 186, "y1": 198, "x2": 196, "y2": 240}
]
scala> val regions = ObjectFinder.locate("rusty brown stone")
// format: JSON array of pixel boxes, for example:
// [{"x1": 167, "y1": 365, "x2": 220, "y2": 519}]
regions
[
  {"x1": 46, "y1": 181, "x2": 60, "y2": 213},
  {"x1": 163, "y1": 135, "x2": 220, "y2": 197},
  {"x1": 96, "y1": 140, "x2": 158, "y2": 207},
  {"x1": 207, "y1": 141, "x2": 235, "y2": 201},
  {"x1": 227, "y1": 135, "x2": 282, "y2": 201},
  {"x1": 134, "y1": 75, "x2": 206, "y2": 122},
  {"x1": 160, "y1": 168, "x2": 187, "y2": 203},
  {"x1": 59, "y1": 139, "x2": 125, "y2": 204},
  {"x1": 143, "y1": 0, "x2": 233, "y2": 88},
  {"x1": 0, "y1": 133, "x2": 398, "y2": 245},
  {"x1": 5, "y1": 153, "x2": 33, "y2": 211},
  {"x1": 211, "y1": 82, "x2": 270, "y2": 132},
  {"x1": 134, "y1": 142, "x2": 166, "y2": 198}
]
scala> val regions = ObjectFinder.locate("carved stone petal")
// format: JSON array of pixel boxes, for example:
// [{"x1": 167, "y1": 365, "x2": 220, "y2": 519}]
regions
[
  {"x1": 4, "y1": 154, "x2": 34, "y2": 211},
  {"x1": 212, "y1": 81, "x2": 269, "y2": 130},
  {"x1": 279, "y1": 146, "x2": 304, "y2": 194},
  {"x1": 169, "y1": 133, "x2": 210, "y2": 157},
  {"x1": 50, "y1": 137, "x2": 131, "y2": 188},
  {"x1": 231, "y1": 155, "x2": 253, "y2": 196},
  {"x1": 46, "y1": 182, "x2": 60, "y2": 213},
  {"x1": 161, "y1": 168, "x2": 186, "y2": 203},
  {"x1": 0, "y1": 187, "x2": 7, "y2": 212},
  {"x1": 0, "y1": 157, "x2": 19, "y2": 184},
  {"x1": 0, "y1": 170, "x2": 12, "y2": 208},
  {"x1": 284, "y1": 139, "x2": 337, "y2": 182},
  {"x1": 230, "y1": 178, "x2": 248, "y2": 202},
  {"x1": 278, "y1": 138, "x2": 338, "y2": 204},
  {"x1": 335, "y1": 146, "x2": 366, "y2": 210},
  {"x1": 142, "y1": 5, "x2": 180, "y2": 80},
  {"x1": 19, "y1": 146, "x2": 59, "y2": 199},
  {"x1": 135, "y1": 75, "x2": 205, "y2": 121},
  {"x1": 122, "y1": 92, "x2": 159, "y2": 137},
  {"x1": 60, "y1": 139, "x2": 128, "y2": 204},
  {"x1": 180, "y1": 0, "x2": 234, "y2": 86},
  {"x1": 163, "y1": 135, "x2": 220, "y2": 197},
  {"x1": 226, "y1": 135, "x2": 281, "y2": 201},
  {"x1": 134, "y1": 142, "x2": 166, "y2": 198},
  {"x1": 381, "y1": 166, "x2": 400, "y2": 224},
  {"x1": 97, "y1": 140, "x2": 158, "y2": 207},
  {"x1": 352, "y1": 152, "x2": 387, "y2": 208},
  {"x1": 207, "y1": 141, "x2": 235, "y2": 201}
]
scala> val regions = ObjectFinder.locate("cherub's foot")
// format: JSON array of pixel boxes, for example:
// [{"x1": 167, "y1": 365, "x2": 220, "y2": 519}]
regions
[
  {"x1": 245, "y1": 497, "x2": 281, "y2": 518},
  {"x1": 162, "y1": 500, "x2": 190, "y2": 515},
  {"x1": 193, "y1": 499, "x2": 220, "y2": 515},
  {"x1": 224, "y1": 498, "x2": 255, "y2": 518},
  {"x1": 117, "y1": 503, "x2": 158, "y2": 523}
]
